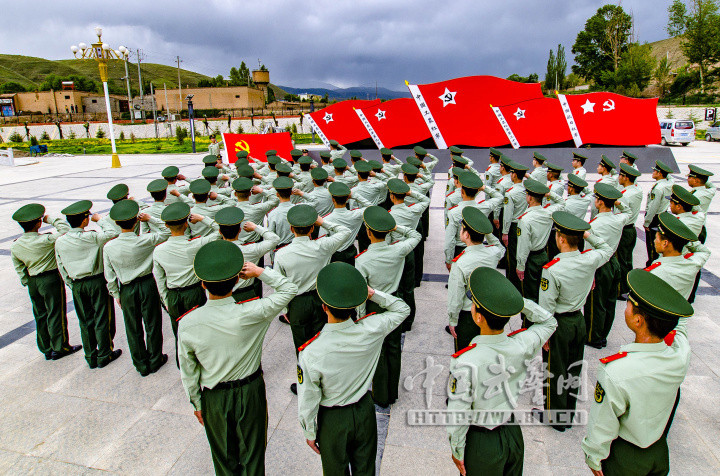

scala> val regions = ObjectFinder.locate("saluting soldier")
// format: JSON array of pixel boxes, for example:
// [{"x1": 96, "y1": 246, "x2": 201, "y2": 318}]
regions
[
  {"x1": 347, "y1": 149, "x2": 365, "y2": 174},
  {"x1": 582, "y1": 269, "x2": 693, "y2": 475},
  {"x1": 297, "y1": 262, "x2": 409, "y2": 475},
  {"x1": 292, "y1": 168, "x2": 334, "y2": 217},
  {"x1": 353, "y1": 160, "x2": 389, "y2": 252},
  {"x1": 619, "y1": 150, "x2": 638, "y2": 167},
  {"x1": 328, "y1": 139, "x2": 347, "y2": 161},
  {"x1": 289, "y1": 148, "x2": 304, "y2": 175},
  {"x1": 11, "y1": 203, "x2": 80, "y2": 360},
  {"x1": 208, "y1": 134, "x2": 222, "y2": 158},
  {"x1": 322, "y1": 182, "x2": 373, "y2": 265},
  {"x1": 529, "y1": 152, "x2": 548, "y2": 184},
  {"x1": 267, "y1": 176, "x2": 296, "y2": 248},
  {"x1": 445, "y1": 172, "x2": 486, "y2": 269},
  {"x1": 330, "y1": 158, "x2": 359, "y2": 189},
  {"x1": 98, "y1": 183, "x2": 146, "y2": 234},
  {"x1": 55, "y1": 200, "x2": 120, "y2": 368},
  {"x1": 643, "y1": 160, "x2": 674, "y2": 266},
  {"x1": 402, "y1": 162, "x2": 435, "y2": 287},
  {"x1": 188, "y1": 180, "x2": 230, "y2": 238},
  {"x1": 616, "y1": 163, "x2": 643, "y2": 297},
  {"x1": 570, "y1": 151, "x2": 588, "y2": 180},
  {"x1": 538, "y1": 211, "x2": 612, "y2": 431},
  {"x1": 230, "y1": 178, "x2": 279, "y2": 245},
  {"x1": 686, "y1": 164, "x2": 716, "y2": 243},
  {"x1": 484, "y1": 147, "x2": 503, "y2": 187},
  {"x1": 590, "y1": 156, "x2": 619, "y2": 219},
  {"x1": 670, "y1": 185, "x2": 706, "y2": 303},
  {"x1": 447, "y1": 267, "x2": 557, "y2": 476},
  {"x1": 318, "y1": 151, "x2": 333, "y2": 176},
  {"x1": 445, "y1": 167, "x2": 466, "y2": 222},
  {"x1": 380, "y1": 148, "x2": 403, "y2": 178},
  {"x1": 161, "y1": 166, "x2": 190, "y2": 203},
  {"x1": 178, "y1": 241, "x2": 298, "y2": 476},
  {"x1": 492, "y1": 155, "x2": 513, "y2": 268},
  {"x1": 143, "y1": 179, "x2": 193, "y2": 233},
  {"x1": 103, "y1": 200, "x2": 170, "y2": 376},
  {"x1": 501, "y1": 161, "x2": 529, "y2": 289},
  {"x1": 446, "y1": 208, "x2": 505, "y2": 350},
  {"x1": 545, "y1": 174, "x2": 591, "y2": 259},
  {"x1": 446, "y1": 152, "x2": 470, "y2": 196},
  {"x1": 545, "y1": 162, "x2": 564, "y2": 197}
]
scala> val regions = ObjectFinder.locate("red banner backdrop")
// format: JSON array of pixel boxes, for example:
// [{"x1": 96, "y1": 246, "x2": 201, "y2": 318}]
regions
[
  {"x1": 492, "y1": 97, "x2": 573, "y2": 148},
  {"x1": 221, "y1": 132, "x2": 294, "y2": 163},
  {"x1": 306, "y1": 99, "x2": 381, "y2": 146},
  {"x1": 355, "y1": 98, "x2": 431, "y2": 149}
]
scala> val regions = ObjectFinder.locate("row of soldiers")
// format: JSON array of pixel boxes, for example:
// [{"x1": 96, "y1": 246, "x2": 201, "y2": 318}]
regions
[{"x1": 9, "y1": 142, "x2": 711, "y2": 475}]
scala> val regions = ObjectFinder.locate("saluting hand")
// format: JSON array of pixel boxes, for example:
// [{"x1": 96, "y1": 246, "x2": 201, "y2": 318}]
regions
[
  {"x1": 170, "y1": 189, "x2": 181, "y2": 197},
  {"x1": 240, "y1": 262, "x2": 263, "y2": 279},
  {"x1": 243, "y1": 222, "x2": 257, "y2": 232},
  {"x1": 91, "y1": 213, "x2": 101, "y2": 222},
  {"x1": 209, "y1": 191, "x2": 218, "y2": 200},
  {"x1": 306, "y1": 439, "x2": 320, "y2": 455},
  {"x1": 189, "y1": 214, "x2": 204, "y2": 224},
  {"x1": 315, "y1": 216, "x2": 324, "y2": 227},
  {"x1": 138, "y1": 213, "x2": 150, "y2": 223},
  {"x1": 451, "y1": 455, "x2": 466, "y2": 475},
  {"x1": 177, "y1": 174, "x2": 186, "y2": 181}
]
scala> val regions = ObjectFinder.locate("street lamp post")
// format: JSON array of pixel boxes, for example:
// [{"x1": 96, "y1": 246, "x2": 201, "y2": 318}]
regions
[
  {"x1": 71, "y1": 27, "x2": 125, "y2": 168},
  {"x1": 187, "y1": 95, "x2": 196, "y2": 153}
]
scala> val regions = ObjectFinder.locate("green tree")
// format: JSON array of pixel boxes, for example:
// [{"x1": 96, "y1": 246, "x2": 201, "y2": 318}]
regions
[
  {"x1": 572, "y1": 4, "x2": 633, "y2": 87},
  {"x1": 267, "y1": 87, "x2": 276, "y2": 103},
  {"x1": 545, "y1": 49, "x2": 556, "y2": 90},
  {"x1": 39, "y1": 74, "x2": 98, "y2": 93},
  {"x1": 654, "y1": 56, "x2": 673, "y2": 98},
  {"x1": 0, "y1": 82, "x2": 26, "y2": 93},
  {"x1": 545, "y1": 44, "x2": 568, "y2": 91},
  {"x1": 614, "y1": 43, "x2": 656, "y2": 95}
]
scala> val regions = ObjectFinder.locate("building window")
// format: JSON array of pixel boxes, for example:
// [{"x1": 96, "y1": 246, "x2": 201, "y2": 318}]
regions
[
  {"x1": 235, "y1": 95, "x2": 240, "y2": 98},
  {"x1": 65, "y1": 95, "x2": 70, "y2": 99},
  {"x1": 91, "y1": 99, "x2": 97, "y2": 103}
]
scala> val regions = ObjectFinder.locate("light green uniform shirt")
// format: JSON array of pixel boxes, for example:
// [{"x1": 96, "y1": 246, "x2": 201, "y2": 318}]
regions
[
  {"x1": 142, "y1": 202, "x2": 167, "y2": 234},
  {"x1": 297, "y1": 291, "x2": 410, "y2": 439},
  {"x1": 445, "y1": 189, "x2": 462, "y2": 223},
  {"x1": 502, "y1": 182, "x2": 527, "y2": 234},
  {"x1": 547, "y1": 191, "x2": 591, "y2": 220},
  {"x1": 585, "y1": 202, "x2": 633, "y2": 254},
  {"x1": 484, "y1": 163, "x2": 502, "y2": 189},
  {"x1": 492, "y1": 174, "x2": 513, "y2": 218},
  {"x1": 228, "y1": 226, "x2": 280, "y2": 291},
  {"x1": 618, "y1": 184, "x2": 643, "y2": 225},
  {"x1": 333, "y1": 170, "x2": 359, "y2": 189},
  {"x1": 691, "y1": 181, "x2": 716, "y2": 212},
  {"x1": 189, "y1": 202, "x2": 228, "y2": 238},
  {"x1": 55, "y1": 222, "x2": 119, "y2": 289},
  {"x1": 178, "y1": 268, "x2": 298, "y2": 411},
  {"x1": 267, "y1": 201, "x2": 295, "y2": 245},
  {"x1": 320, "y1": 201, "x2": 370, "y2": 252},
  {"x1": 382, "y1": 157, "x2": 403, "y2": 177},
  {"x1": 389, "y1": 191, "x2": 430, "y2": 234},
  {"x1": 676, "y1": 210, "x2": 706, "y2": 237},
  {"x1": 647, "y1": 241, "x2": 710, "y2": 299},
  {"x1": 529, "y1": 165, "x2": 548, "y2": 184},
  {"x1": 581, "y1": 318, "x2": 691, "y2": 471},
  {"x1": 329, "y1": 145, "x2": 347, "y2": 161},
  {"x1": 235, "y1": 191, "x2": 279, "y2": 243},
  {"x1": 445, "y1": 199, "x2": 487, "y2": 263},
  {"x1": 644, "y1": 177, "x2": 674, "y2": 227},
  {"x1": 208, "y1": 142, "x2": 220, "y2": 157},
  {"x1": 351, "y1": 178, "x2": 388, "y2": 207},
  {"x1": 571, "y1": 167, "x2": 587, "y2": 181},
  {"x1": 447, "y1": 300, "x2": 557, "y2": 459},
  {"x1": 298, "y1": 186, "x2": 334, "y2": 218},
  {"x1": 590, "y1": 174, "x2": 622, "y2": 219},
  {"x1": 516, "y1": 205, "x2": 554, "y2": 272},
  {"x1": 11, "y1": 216, "x2": 70, "y2": 286}
]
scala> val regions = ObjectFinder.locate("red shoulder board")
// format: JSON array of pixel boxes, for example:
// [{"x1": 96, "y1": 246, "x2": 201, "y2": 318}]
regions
[
  {"x1": 664, "y1": 329, "x2": 677, "y2": 346},
  {"x1": 507, "y1": 187, "x2": 514, "y2": 192},
  {"x1": 446, "y1": 191, "x2": 454, "y2": 197},
  {"x1": 452, "y1": 343, "x2": 477, "y2": 358},
  {"x1": 449, "y1": 205, "x2": 458, "y2": 210},
  {"x1": 543, "y1": 204, "x2": 551, "y2": 208},
  {"x1": 596, "y1": 179, "x2": 601, "y2": 183},
  {"x1": 390, "y1": 240, "x2": 400, "y2": 245},
  {"x1": 355, "y1": 249, "x2": 367, "y2": 259},
  {"x1": 581, "y1": 249, "x2": 592, "y2": 254},
  {"x1": 189, "y1": 236, "x2": 203, "y2": 241},
  {"x1": 518, "y1": 212, "x2": 528, "y2": 220},
  {"x1": 683, "y1": 252, "x2": 695, "y2": 259},
  {"x1": 356, "y1": 312, "x2": 376, "y2": 322},
  {"x1": 478, "y1": 199, "x2": 485, "y2": 204},
  {"x1": 298, "y1": 331, "x2": 321, "y2": 352},
  {"x1": 275, "y1": 243, "x2": 289, "y2": 253},
  {"x1": 692, "y1": 210, "x2": 698, "y2": 214},
  {"x1": 452, "y1": 250, "x2": 465, "y2": 262},
  {"x1": 321, "y1": 212, "x2": 332, "y2": 218},
  {"x1": 408, "y1": 203, "x2": 416, "y2": 207},
  {"x1": 574, "y1": 170, "x2": 580, "y2": 175},
  {"x1": 543, "y1": 258, "x2": 560, "y2": 269},
  {"x1": 496, "y1": 178, "x2": 503, "y2": 184},
  {"x1": 589, "y1": 217, "x2": 597, "y2": 223},
  {"x1": 621, "y1": 189, "x2": 627, "y2": 194},
  {"x1": 507, "y1": 328, "x2": 527, "y2": 337},
  {"x1": 237, "y1": 296, "x2": 260, "y2": 304},
  {"x1": 241, "y1": 241, "x2": 256, "y2": 246},
  {"x1": 645, "y1": 262, "x2": 661, "y2": 271},
  {"x1": 600, "y1": 351, "x2": 628, "y2": 364},
  {"x1": 176, "y1": 305, "x2": 199, "y2": 322},
  {"x1": 486, "y1": 166, "x2": 491, "y2": 171}
]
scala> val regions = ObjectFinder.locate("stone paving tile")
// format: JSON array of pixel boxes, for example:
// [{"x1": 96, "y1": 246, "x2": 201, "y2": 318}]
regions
[
  {"x1": 265, "y1": 428, "x2": 323, "y2": 476},
  {"x1": 166, "y1": 430, "x2": 214, "y2": 476}
]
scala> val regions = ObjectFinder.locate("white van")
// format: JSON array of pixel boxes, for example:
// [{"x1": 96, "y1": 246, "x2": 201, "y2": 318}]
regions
[{"x1": 659, "y1": 119, "x2": 695, "y2": 146}]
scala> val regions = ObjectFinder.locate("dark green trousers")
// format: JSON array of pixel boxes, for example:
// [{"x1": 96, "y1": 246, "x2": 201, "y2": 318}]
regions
[
  {"x1": 645, "y1": 217, "x2": 659, "y2": 267},
  {"x1": 119, "y1": 275, "x2": 164, "y2": 375},
  {"x1": 331, "y1": 244, "x2": 357, "y2": 266},
  {"x1": 506, "y1": 222, "x2": 520, "y2": 291},
  {"x1": 287, "y1": 291, "x2": 325, "y2": 357},
  {"x1": 167, "y1": 282, "x2": 206, "y2": 367},
  {"x1": 546, "y1": 229, "x2": 559, "y2": 260},
  {"x1": 357, "y1": 223, "x2": 370, "y2": 253},
  {"x1": 27, "y1": 269, "x2": 69, "y2": 354},
  {"x1": 464, "y1": 424, "x2": 524, "y2": 476},
  {"x1": 72, "y1": 274, "x2": 115, "y2": 366},
  {"x1": 201, "y1": 372, "x2": 267, "y2": 476},
  {"x1": 524, "y1": 250, "x2": 548, "y2": 304},
  {"x1": 688, "y1": 225, "x2": 707, "y2": 304},
  {"x1": 494, "y1": 209, "x2": 507, "y2": 269},
  {"x1": 414, "y1": 221, "x2": 425, "y2": 288},
  {"x1": 369, "y1": 299, "x2": 405, "y2": 407},
  {"x1": 585, "y1": 257, "x2": 620, "y2": 346},
  {"x1": 397, "y1": 250, "x2": 416, "y2": 332},
  {"x1": 317, "y1": 392, "x2": 376, "y2": 476},
  {"x1": 616, "y1": 225, "x2": 636, "y2": 295},
  {"x1": 454, "y1": 310, "x2": 478, "y2": 352},
  {"x1": 543, "y1": 310, "x2": 586, "y2": 427},
  {"x1": 601, "y1": 436, "x2": 669, "y2": 476}
]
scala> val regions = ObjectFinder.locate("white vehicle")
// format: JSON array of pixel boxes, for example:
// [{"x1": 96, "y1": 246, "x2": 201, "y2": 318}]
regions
[
  {"x1": 705, "y1": 121, "x2": 720, "y2": 141},
  {"x1": 660, "y1": 119, "x2": 695, "y2": 146}
]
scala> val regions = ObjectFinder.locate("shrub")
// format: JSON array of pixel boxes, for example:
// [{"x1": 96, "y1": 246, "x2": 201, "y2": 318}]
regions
[
  {"x1": 130, "y1": 132, "x2": 136, "y2": 143},
  {"x1": 96, "y1": 127, "x2": 105, "y2": 139},
  {"x1": 291, "y1": 123, "x2": 298, "y2": 134},
  {"x1": 30, "y1": 136, "x2": 38, "y2": 146},
  {"x1": 236, "y1": 123, "x2": 244, "y2": 134},
  {"x1": 8, "y1": 132, "x2": 23, "y2": 143},
  {"x1": 68, "y1": 130, "x2": 76, "y2": 139},
  {"x1": 119, "y1": 131, "x2": 125, "y2": 141},
  {"x1": 175, "y1": 125, "x2": 188, "y2": 144},
  {"x1": 40, "y1": 131, "x2": 50, "y2": 141}
]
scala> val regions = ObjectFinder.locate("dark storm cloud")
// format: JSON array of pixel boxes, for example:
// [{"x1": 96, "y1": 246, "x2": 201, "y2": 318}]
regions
[{"x1": 0, "y1": 0, "x2": 671, "y2": 90}]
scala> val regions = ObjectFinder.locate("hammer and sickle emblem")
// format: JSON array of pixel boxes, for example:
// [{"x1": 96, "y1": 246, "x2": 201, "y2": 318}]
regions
[
  {"x1": 602, "y1": 100, "x2": 615, "y2": 112},
  {"x1": 235, "y1": 140, "x2": 250, "y2": 154}
]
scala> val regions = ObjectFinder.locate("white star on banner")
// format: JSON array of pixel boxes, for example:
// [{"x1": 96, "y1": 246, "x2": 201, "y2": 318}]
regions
[
  {"x1": 514, "y1": 107, "x2": 526, "y2": 120},
  {"x1": 323, "y1": 113, "x2": 333, "y2": 123},
  {"x1": 375, "y1": 109, "x2": 386, "y2": 121},
  {"x1": 439, "y1": 88, "x2": 457, "y2": 107},
  {"x1": 581, "y1": 99, "x2": 595, "y2": 114}
]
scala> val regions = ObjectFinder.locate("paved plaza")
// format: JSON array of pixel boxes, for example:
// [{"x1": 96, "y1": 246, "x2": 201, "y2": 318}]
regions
[{"x1": 0, "y1": 143, "x2": 718, "y2": 475}]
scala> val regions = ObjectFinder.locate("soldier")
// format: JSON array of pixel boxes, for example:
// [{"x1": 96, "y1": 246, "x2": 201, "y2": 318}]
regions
[
  {"x1": 444, "y1": 172, "x2": 486, "y2": 269},
  {"x1": 545, "y1": 174, "x2": 591, "y2": 259},
  {"x1": 501, "y1": 161, "x2": 529, "y2": 289},
  {"x1": 582, "y1": 270, "x2": 693, "y2": 475},
  {"x1": 643, "y1": 160, "x2": 674, "y2": 266},
  {"x1": 11, "y1": 203, "x2": 80, "y2": 360},
  {"x1": 328, "y1": 139, "x2": 347, "y2": 161},
  {"x1": 297, "y1": 262, "x2": 409, "y2": 475},
  {"x1": 616, "y1": 163, "x2": 643, "y2": 297},
  {"x1": 484, "y1": 147, "x2": 503, "y2": 187},
  {"x1": 292, "y1": 168, "x2": 334, "y2": 218},
  {"x1": 545, "y1": 162, "x2": 564, "y2": 197},
  {"x1": 619, "y1": 150, "x2": 638, "y2": 167},
  {"x1": 322, "y1": 182, "x2": 372, "y2": 265},
  {"x1": 355, "y1": 206, "x2": 421, "y2": 407},
  {"x1": 267, "y1": 176, "x2": 296, "y2": 248},
  {"x1": 289, "y1": 149, "x2": 304, "y2": 174},
  {"x1": 143, "y1": 179, "x2": 192, "y2": 233},
  {"x1": 207, "y1": 134, "x2": 221, "y2": 157},
  {"x1": 320, "y1": 151, "x2": 334, "y2": 175},
  {"x1": 445, "y1": 167, "x2": 466, "y2": 222},
  {"x1": 402, "y1": 162, "x2": 435, "y2": 287},
  {"x1": 492, "y1": 155, "x2": 514, "y2": 268},
  {"x1": 590, "y1": 156, "x2": 619, "y2": 219},
  {"x1": 686, "y1": 164, "x2": 716, "y2": 243},
  {"x1": 55, "y1": 200, "x2": 120, "y2": 368},
  {"x1": 669, "y1": 185, "x2": 706, "y2": 303},
  {"x1": 347, "y1": 149, "x2": 365, "y2": 174},
  {"x1": 380, "y1": 148, "x2": 403, "y2": 178},
  {"x1": 529, "y1": 152, "x2": 548, "y2": 184},
  {"x1": 447, "y1": 267, "x2": 557, "y2": 476},
  {"x1": 353, "y1": 160, "x2": 389, "y2": 252},
  {"x1": 446, "y1": 208, "x2": 505, "y2": 350},
  {"x1": 645, "y1": 212, "x2": 710, "y2": 300},
  {"x1": 98, "y1": 183, "x2": 146, "y2": 234},
  {"x1": 188, "y1": 180, "x2": 231, "y2": 238},
  {"x1": 331, "y1": 158, "x2": 359, "y2": 188},
  {"x1": 161, "y1": 166, "x2": 189, "y2": 203},
  {"x1": 178, "y1": 240, "x2": 297, "y2": 475},
  {"x1": 570, "y1": 151, "x2": 588, "y2": 180},
  {"x1": 103, "y1": 200, "x2": 170, "y2": 376},
  {"x1": 538, "y1": 211, "x2": 612, "y2": 431},
  {"x1": 230, "y1": 178, "x2": 279, "y2": 245}
]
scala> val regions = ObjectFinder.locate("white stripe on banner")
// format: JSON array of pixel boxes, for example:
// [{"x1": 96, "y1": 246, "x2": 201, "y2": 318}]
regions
[
  {"x1": 407, "y1": 83, "x2": 447, "y2": 149},
  {"x1": 557, "y1": 94, "x2": 583, "y2": 148},
  {"x1": 220, "y1": 133, "x2": 231, "y2": 164},
  {"x1": 304, "y1": 114, "x2": 330, "y2": 147},
  {"x1": 354, "y1": 108, "x2": 384, "y2": 149},
  {"x1": 491, "y1": 106, "x2": 520, "y2": 149}
]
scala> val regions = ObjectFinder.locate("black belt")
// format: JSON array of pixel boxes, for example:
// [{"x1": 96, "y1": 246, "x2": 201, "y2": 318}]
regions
[
  {"x1": 208, "y1": 367, "x2": 263, "y2": 391},
  {"x1": 529, "y1": 248, "x2": 546, "y2": 256},
  {"x1": 320, "y1": 391, "x2": 371, "y2": 409},
  {"x1": 124, "y1": 273, "x2": 154, "y2": 287},
  {"x1": 296, "y1": 289, "x2": 318, "y2": 298},
  {"x1": 72, "y1": 273, "x2": 104, "y2": 283},
  {"x1": 556, "y1": 310, "x2": 582, "y2": 318},
  {"x1": 31, "y1": 268, "x2": 59, "y2": 279},
  {"x1": 169, "y1": 281, "x2": 202, "y2": 293}
]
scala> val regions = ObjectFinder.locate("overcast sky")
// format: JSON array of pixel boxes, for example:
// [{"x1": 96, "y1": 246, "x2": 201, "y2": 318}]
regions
[{"x1": 2, "y1": 0, "x2": 673, "y2": 90}]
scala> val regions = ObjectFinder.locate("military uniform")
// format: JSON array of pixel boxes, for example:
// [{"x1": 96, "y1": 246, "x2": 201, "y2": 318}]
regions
[
  {"x1": 328, "y1": 140, "x2": 347, "y2": 161},
  {"x1": 98, "y1": 184, "x2": 147, "y2": 235},
  {"x1": 444, "y1": 172, "x2": 486, "y2": 264},
  {"x1": 484, "y1": 148, "x2": 503, "y2": 188},
  {"x1": 297, "y1": 169, "x2": 334, "y2": 217},
  {"x1": 233, "y1": 185, "x2": 279, "y2": 244},
  {"x1": 266, "y1": 177, "x2": 296, "y2": 247},
  {"x1": 644, "y1": 161, "x2": 674, "y2": 266},
  {"x1": 590, "y1": 156, "x2": 620, "y2": 219},
  {"x1": 616, "y1": 164, "x2": 643, "y2": 295},
  {"x1": 321, "y1": 182, "x2": 372, "y2": 265},
  {"x1": 502, "y1": 162, "x2": 528, "y2": 290},
  {"x1": 529, "y1": 152, "x2": 548, "y2": 184}
]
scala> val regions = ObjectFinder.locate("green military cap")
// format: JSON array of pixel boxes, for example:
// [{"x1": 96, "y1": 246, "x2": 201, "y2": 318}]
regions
[
  {"x1": 194, "y1": 240, "x2": 244, "y2": 282},
  {"x1": 355, "y1": 161, "x2": 372, "y2": 173},
  {"x1": 189, "y1": 179, "x2": 212, "y2": 195},
  {"x1": 214, "y1": 206, "x2": 245, "y2": 226},
  {"x1": 552, "y1": 210, "x2": 590, "y2": 236},
  {"x1": 349, "y1": 150, "x2": 362, "y2": 159},
  {"x1": 387, "y1": 178, "x2": 410, "y2": 195},
  {"x1": 489, "y1": 147, "x2": 502, "y2": 158},
  {"x1": 406, "y1": 156, "x2": 423, "y2": 167},
  {"x1": 401, "y1": 163, "x2": 419, "y2": 175},
  {"x1": 363, "y1": 205, "x2": 396, "y2": 232},
  {"x1": 653, "y1": 160, "x2": 673, "y2": 175},
  {"x1": 161, "y1": 202, "x2": 191, "y2": 222},
  {"x1": 328, "y1": 140, "x2": 339, "y2": 147},
  {"x1": 333, "y1": 158, "x2": 348, "y2": 169},
  {"x1": 288, "y1": 204, "x2": 318, "y2": 227},
  {"x1": 594, "y1": 182, "x2": 622, "y2": 201},
  {"x1": 621, "y1": 150, "x2": 638, "y2": 163},
  {"x1": 236, "y1": 165, "x2": 255, "y2": 178},
  {"x1": 109, "y1": 199, "x2": 139, "y2": 221},
  {"x1": 451, "y1": 166, "x2": 465, "y2": 178},
  {"x1": 61, "y1": 200, "x2": 92, "y2": 216},
  {"x1": 468, "y1": 267, "x2": 524, "y2": 318},
  {"x1": 599, "y1": 155, "x2": 616, "y2": 170},
  {"x1": 328, "y1": 182, "x2": 351, "y2": 197},
  {"x1": 626, "y1": 269, "x2": 693, "y2": 321},
  {"x1": 458, "y1": 171, "x2": 483, "y2": 189},
  {"x1": 546, "y1": 162, "x2": 563, "y2": 172},
  {"x1": 290, "y1": 149, "x2": 303, "y2": 158},
  {"x1": 452, "y1": 155, "x2": 469, "y2": 166},
  {"x1": 449, "y1": 145, "x2": 463, "y2": 155},
  {"x1": 161, "y1": 166, "x2": 179, "y2": 178},
  {"x1": 413, "y1": 146, "x2": 427, "y2": 157},
  {"x1": 298, "y1": 156, "x2": 313, "y2": 165},
  {"x1": 368, "y1": 160, "x2": 383, "y2": 171},
  {"x1": 532, "y1": 152, "x2": 547, "y2": 163},
  {"x1": 236, "y1": 150, "x2": 248, "y2": 159},
  {"x1": 572, "y1": 151, "x2": 588, "y2": 163},
  {"x1": 320, "y1": 151, "x2": 332, "y2": 159},
  {"x1": 316, "y1": 262, "x2": 368, "y2": 309},
  {"x1": 461, "y1": 207, "x2": 493, "y2": 235},
  {"x1": 524, "y1": 178, "x2": 550, "y2": 196},
  {"x1": 13, "y1": 203, "x2": 45, "y2": 223},
  {"x1": 203, "y1": 155, "x2": 218, "y2": 165},
  {"x1": 499, "y1": 155, "x2": 512, "y2": 166},
  {"x1": 657, "y1": 211, "x2": 697, "y2": 242},
  {"x1": 688, "y1": 164, "x2": 713, "y2": 179},
  {"x1": 232, "y1": 177, "x2": 254, "y2": 192},
  {"x1": 267, "y1": 155, "x2": 281, "y2": 165},
  {"x1": 380, "y1": 148, "x2": 393, "y2": 157},
  {"x1": 619, "y1": 163, "x2": 641, "y2": 178},
  {"x1": 107, "y1": 184, "x2": 129, "y2": 201},
  {"x1": 266, "y1": 149, "x2": 277, "y2": 157},
  {"x1": 508, "y1": 160, "x2": 529, "y2": 172},
  {"x1": 273, "y1": 176, "x2": 294, "y2": 190},
  {"x1": 235, "y1": 158, "x2": 249, "y2": 167},
  {"x1": 567, "y1": 173, "x2": 588, "y2": 189},
  {"x1": 202, "y1": 166, "x2": 220, "y2": 178},
  {"x1": 275, "y1": 163, "x2": 293, "y2": 174},
  {"x1": 147, "y1": 179, "x2": 168, "y2": 193},
  {"x1": 670, "y1": 184, "x2": 700, "y2": 208},
  {"x1": 311, "y1": 168, "x2": 328, "y2": 180}
]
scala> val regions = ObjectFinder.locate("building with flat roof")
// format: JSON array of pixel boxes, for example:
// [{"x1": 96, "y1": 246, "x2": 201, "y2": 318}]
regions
[
  {"x1": 153, "y1": 85, "x2": 266, "y2": 112},
  {"x1": 0, "y1": 90, "x2": 127, "y2": 116}
]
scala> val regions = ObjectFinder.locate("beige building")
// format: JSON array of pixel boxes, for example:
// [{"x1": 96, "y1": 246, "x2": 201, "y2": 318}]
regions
[
  {"x1": 154, "y1": 86, "x2": 266, "y2": 112},
  {"x1": 0, "y1": 90, "x2": 127, "y2": 116}
]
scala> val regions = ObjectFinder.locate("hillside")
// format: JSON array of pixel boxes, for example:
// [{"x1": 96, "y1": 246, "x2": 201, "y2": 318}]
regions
[{"x1": 647, "y1": 37, "x2": 686, "y2": 69}]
